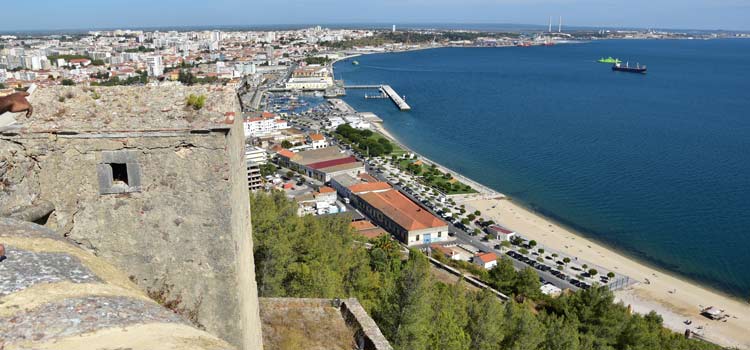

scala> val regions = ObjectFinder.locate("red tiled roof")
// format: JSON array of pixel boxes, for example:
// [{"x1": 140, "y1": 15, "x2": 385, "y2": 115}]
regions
[
  {"x1": 475, "y1": 252, "x2": 497, "y2": 263},
  {"x1": 430, "y1": 244, "x2": 457, "y2": 257},
  {"x1": 357, "y1": 173, "x2": 379, "y2": 183},
  {"x1": 309, "y1": 133, "x2": 325, "y2": 141},
  {"x1": 358, "y1": 189, "x2": 446, "y2": 231},
  {"x1": 351, "y1": 220, "x2": 376, "y2": 231},
  {"x1": 317, "y1": 186, "x2": 336, "y2": 193},
  {"x1": 358, "y1": 227, "x2": 388, "y2": 239},
  {"x1": 307, "y1": 156, "x2": 358, "y2": 170},
  {"x1": 348, "y1": 182, "x2": 391, "y2": 194},
  {"x1": 489, "y1": 225, "x2": 515, "y2": 235},
  {"x1": 277, "y1": 149, "x2": 295, "y2": 159}
]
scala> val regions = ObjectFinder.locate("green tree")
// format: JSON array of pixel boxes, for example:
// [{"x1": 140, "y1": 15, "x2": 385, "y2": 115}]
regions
[
  {"x1": 488, "y1": 257, "x2": 517, "y2": 293},
  {"x1": 502, "y1": 302, "x2": 545, "y2": 350},
  {"x1": 390, "y1": 251, "x2": 433, "y2": 350},
  {"x1": 466, "y1": 289, "x2": 507, "y2": 350},
  {"x1": 61, "y1": 79, "x2": 75, "y2": 86},
  {"x1": 427, "y1": 283, "x2": 470, "y2": 350},
  {"x1": 281, "y1": 140, "x2": 293, "y2": 149},
  {"x1": 539, "y1": 313, "x2": 580, "y2": 350},
  {"x1": 515, "y1": 267, "x2": 541, "y2": 300}
]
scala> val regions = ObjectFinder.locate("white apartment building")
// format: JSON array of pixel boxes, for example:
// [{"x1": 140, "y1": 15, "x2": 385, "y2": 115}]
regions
[
  {"x1": 145, "y1": 55, "x2": 163, "y2": 77},
  {"x1": 243, "y1": 113, "x2": 289, "y2": 138}
]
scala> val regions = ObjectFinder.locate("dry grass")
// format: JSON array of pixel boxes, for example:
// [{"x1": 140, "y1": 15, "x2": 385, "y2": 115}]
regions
[{"x1": 259, "y1": 299, "x2": 356, "y2": 350}]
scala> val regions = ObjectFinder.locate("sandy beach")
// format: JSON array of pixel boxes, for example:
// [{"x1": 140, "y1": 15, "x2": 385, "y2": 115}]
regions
[
  {"x1": 368, "y1": 121, "x2": 750, "y2": 348},
  {"x1": 463, "y1": 196, "x2": 750, "y2": 349}
]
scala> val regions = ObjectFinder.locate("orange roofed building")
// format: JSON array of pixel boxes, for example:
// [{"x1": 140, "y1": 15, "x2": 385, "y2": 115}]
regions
[{"x1": 354, "y1": 189, "x2": 449, "y2": 246}]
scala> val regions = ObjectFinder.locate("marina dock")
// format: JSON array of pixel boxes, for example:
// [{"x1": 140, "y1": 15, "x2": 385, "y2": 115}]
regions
[{"x1": 345, "y1": 84, "x2": 411, "y2": 111}]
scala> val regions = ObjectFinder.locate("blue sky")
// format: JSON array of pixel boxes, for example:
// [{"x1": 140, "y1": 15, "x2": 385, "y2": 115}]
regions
[{"x1": 2, "y1": 0, "x2": 748, "y2": 31}]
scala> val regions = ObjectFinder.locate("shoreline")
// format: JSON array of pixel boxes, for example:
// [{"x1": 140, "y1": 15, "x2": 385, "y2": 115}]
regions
[{"x1": 367, "y1": 122, "x2": 750, "y2": 349}]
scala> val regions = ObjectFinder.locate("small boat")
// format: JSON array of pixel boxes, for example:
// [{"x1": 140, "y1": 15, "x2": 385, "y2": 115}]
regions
[
  {"x1": 352, "y1": 60, "x2": 360, "y2": 65},
  {"x1": 598, "y1": 57, "x2": 621, "y2": 64},
  {"x1": 612, "y1": 62, "x2": 647, "y2": 74}
]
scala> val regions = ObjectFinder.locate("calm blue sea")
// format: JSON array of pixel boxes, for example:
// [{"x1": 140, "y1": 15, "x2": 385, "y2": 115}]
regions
[{"x1": 334, "y1": 39, "x2": 750, "y2": 298}]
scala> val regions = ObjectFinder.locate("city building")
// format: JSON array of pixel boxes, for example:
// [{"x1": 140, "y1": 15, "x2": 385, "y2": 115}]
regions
[
  {"x1": 245, "y1": 146, "x2": 267, "y2": 191},
  {"x1": 486, "y1": 225, "x2": 517, "y2": 241},
  {"x1": 308, "y1": 132, "x2": 328, "y2": 149},
  {"x1": 430, "y1": 243, "x2": 465, "y2": 261},
  {"x1": 243, "y1": 112, "x2": 289, "y2": 137},
  {"x1": 145, "y1": 55, "x2": 163, "y2": 77},
  {"x1": 277, "y1": 146, "x2": 365, "y2": 182},
  {"x1": 473, "y1": 252, "x2": 498, "y2": 269},
  {"x1": 351, "y1": 220, "x2": 388, "y2": 240},
  {"x1": 353, "y1": 189, "x2": 449, "y2": 246}
]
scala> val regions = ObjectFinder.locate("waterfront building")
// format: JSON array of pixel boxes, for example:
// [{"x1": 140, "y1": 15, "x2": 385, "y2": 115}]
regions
[
  {"x1": 486, "y1": 225, "x2": 517, "y2": 241},
  {"x1": 352, "y1": 189, "x2": 449, "y2": 246}
]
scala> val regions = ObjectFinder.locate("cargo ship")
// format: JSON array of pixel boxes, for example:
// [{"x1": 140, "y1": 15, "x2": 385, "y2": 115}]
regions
[
  {"x1": 612, "y1": 62, "x2": 647, "y2": 74},
  {"x1": 598, "y1": 57, "x2": 621, "y2": 64}
]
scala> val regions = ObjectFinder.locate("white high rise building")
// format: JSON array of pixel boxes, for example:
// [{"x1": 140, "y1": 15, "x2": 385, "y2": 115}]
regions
[{"x1": 145, "y1": 55, "x2": 163, "y2": 77}]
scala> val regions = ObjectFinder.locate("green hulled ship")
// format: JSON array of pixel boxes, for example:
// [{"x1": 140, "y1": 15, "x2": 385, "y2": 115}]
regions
[{"x1": 598, "y1": 57, "x2": 621, "y2": 64}]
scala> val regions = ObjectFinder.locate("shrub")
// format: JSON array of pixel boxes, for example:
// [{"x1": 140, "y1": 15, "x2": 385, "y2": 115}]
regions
[{"x1": 186, "y1": 94, "x2": 206, "y2": 110}]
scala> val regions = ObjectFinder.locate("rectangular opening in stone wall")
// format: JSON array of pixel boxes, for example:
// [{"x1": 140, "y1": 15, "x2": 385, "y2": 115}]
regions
[{"x1": 110, "y1": 163, "x2": 129, "y2": 186}]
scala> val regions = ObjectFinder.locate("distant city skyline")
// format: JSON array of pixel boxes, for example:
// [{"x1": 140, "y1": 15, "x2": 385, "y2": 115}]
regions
[{"x1": 2, "y1": 0, "x2": 749, "y2": 32}]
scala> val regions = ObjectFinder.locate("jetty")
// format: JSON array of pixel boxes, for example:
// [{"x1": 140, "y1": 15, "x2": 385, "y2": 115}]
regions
[{"x1": 345, "y1": 84, "x2": 411, "y2": 111}]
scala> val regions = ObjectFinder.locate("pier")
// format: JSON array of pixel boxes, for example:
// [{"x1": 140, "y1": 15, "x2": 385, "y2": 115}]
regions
[{"x1": 345, "y1": 84, "x2": 412, "y2": 111}]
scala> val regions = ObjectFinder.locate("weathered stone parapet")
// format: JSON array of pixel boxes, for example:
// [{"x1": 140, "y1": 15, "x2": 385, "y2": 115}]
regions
[
  {"x1": 341, "y1": 298, "x2": 394, "y2": 350},
  {"x1": 0, "y1": 217, "x2": 235, "y2": 350},
  {"x1": 258, "y1": 297, "x2": 392, "y2": 350},
  {"x1": 0, "y1": 85, "x2": 263, "y2": 350}
]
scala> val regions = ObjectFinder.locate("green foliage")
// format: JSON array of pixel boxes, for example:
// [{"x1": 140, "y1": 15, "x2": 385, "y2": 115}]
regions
[
  {"x1": 92, "y1": 71, "x2": 148, "y2": 86},
  {"x1": 259, "y1": 163, "x2": 278, "y2": 177},
  {"x1": 280, "y1": 140, "x2": 293, "y2": 149},
  {"x1": 47, "y1": 54, "x2": 90, "y2": 62},
  {"x1": 61, "y1": 79, "x2": 75, "y2": 86},
  {"x1": 304, "y1": 56, "x2": 332, "y2": 65},
  {"x1": 186, "y1": 94, "x2": 206, "y2": 110},
  {"x1": 336, "y1": 124, "x2": 397, "y2": 157},
  {"x1": 0, "y1": 83, "x2": 5, "y2": 89},
  {"x1": 467, "y1": 289, "x2": 506, "y2": 350}
]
